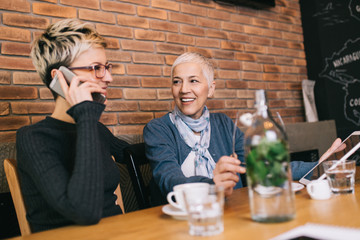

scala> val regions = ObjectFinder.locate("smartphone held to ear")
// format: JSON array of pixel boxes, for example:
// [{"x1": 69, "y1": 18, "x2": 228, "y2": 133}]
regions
[{"x1": 49, "y1": 66, "x2": 106, "y2": 104}]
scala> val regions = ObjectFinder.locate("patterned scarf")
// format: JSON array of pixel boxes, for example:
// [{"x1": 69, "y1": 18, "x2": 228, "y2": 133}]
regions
[{"x1": 169, "y1": 106, "x2": 216, "y2": 178}]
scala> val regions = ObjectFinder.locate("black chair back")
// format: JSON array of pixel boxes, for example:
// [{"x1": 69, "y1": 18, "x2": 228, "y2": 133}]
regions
[{"x1": 122, "y1": 143, "x2": 165, "y2": 212}]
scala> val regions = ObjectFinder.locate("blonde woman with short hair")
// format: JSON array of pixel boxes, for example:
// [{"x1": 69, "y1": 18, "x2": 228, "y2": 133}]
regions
[{"x1": 16, "y1": 19, "x2": 128, "y2": 233}]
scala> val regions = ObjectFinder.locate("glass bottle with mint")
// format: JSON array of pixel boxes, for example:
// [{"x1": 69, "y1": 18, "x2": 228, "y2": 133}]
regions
[{"x1": 244, "y1": 89, "x2": 295, "y2": 222}]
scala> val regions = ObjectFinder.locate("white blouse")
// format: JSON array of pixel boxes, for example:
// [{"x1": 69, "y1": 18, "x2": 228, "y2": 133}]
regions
[{"x1": 181, "y1": 134, "x2": 201, "y2": 177}]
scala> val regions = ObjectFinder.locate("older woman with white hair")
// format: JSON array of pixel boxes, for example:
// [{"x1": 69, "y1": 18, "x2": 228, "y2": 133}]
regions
[{"x1": 144, "y1": 52, "x2": 245, "y2": 197}]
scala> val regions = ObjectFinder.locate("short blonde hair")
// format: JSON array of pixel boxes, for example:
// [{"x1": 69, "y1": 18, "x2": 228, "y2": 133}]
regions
[
  {"x1": 171, "y1": 52, "x2": 214, "y2": 87},
  {"x1": 30, "y1": 19, "x2": 106, "y2": 97}
]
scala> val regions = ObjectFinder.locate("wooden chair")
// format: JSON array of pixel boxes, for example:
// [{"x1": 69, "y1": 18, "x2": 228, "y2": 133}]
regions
[{"x1": 3, "y1": 158, "x2": 31, "y2": 236}]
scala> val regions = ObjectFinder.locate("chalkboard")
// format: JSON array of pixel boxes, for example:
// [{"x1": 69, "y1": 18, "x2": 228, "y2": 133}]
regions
[{"x1": 300, "y1": 0, "x2": 360, "y2": 139}]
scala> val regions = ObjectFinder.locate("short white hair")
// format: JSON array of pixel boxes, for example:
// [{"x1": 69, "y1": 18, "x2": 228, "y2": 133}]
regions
[{"x1": 171, "y1": 52, "x2": 214, "y2": 86}]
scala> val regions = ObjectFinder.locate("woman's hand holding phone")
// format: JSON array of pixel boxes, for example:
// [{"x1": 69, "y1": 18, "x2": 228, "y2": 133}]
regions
[{"x1": 56, "y1": 68, "x2": 106, "y2": 106}]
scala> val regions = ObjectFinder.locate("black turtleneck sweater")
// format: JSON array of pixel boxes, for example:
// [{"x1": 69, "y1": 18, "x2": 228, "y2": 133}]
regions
[{"x1": 16, "y1": 101, "x2": 129, "y2": 233}]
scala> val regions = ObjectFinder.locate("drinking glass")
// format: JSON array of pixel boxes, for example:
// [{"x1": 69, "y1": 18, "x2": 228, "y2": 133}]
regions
[
  {"x1": 182, "y1": 185, "x2": 224, "y2": 236},
  {"x1": 323, "y1": 160, "x2": 356, "y2": 194}
]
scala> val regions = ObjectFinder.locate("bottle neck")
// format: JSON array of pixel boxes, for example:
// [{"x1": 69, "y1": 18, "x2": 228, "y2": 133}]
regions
[
  {"x1": 254, "y1": 89, "x2": 268, "y2": 119},
  {"x1": 255, "y1": 103, "x2": 268, "y2": 119}
]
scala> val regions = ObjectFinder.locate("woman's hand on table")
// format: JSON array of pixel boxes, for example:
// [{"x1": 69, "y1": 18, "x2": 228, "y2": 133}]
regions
[{"x1": 213, "y1": 156, "x2": 246, "y2": 196}]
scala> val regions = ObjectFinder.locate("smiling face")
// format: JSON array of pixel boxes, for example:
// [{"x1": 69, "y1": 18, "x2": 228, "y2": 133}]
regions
[
  {"x1": 69, "y1": 45, "x2": 113, "y2": 98},
  {"x1": 172, "y1": 62, "x2": 215, "y2": 119}
]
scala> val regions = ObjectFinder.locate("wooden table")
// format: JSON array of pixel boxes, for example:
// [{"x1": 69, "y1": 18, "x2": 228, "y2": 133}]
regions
[{"x1": 10, "y1": 170, "x2": 360, "y2": 240}]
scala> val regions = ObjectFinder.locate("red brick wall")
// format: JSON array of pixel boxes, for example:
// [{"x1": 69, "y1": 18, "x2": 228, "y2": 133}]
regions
[{"x1": 0, "y1": 0, "x2": 307, "y2": 143}]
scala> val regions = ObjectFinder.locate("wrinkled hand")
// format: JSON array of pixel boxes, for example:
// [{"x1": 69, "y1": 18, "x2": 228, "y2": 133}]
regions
[
  {"x1": 319, "y1": 138, "x2": 346, "y2": 163},
  {"x1": 57, "y1": 70, "x2": 105, "y2": 106},
  {"x1": 213, "y1": 156, "x2": 246, "y2": 196}
]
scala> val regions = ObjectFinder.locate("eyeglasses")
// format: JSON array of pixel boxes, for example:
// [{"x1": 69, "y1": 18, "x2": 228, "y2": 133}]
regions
[{"x1": 68, "y1": 63, "x2": 112, "y2": 78}]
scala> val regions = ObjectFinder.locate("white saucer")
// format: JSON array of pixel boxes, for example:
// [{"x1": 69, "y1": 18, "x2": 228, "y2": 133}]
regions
[
  {"x1": 292, "y1": 182, "x2": 305, "y2": 192},
  {"x1": 162, "y1": 204, "x2": 187, "y2": 220}
]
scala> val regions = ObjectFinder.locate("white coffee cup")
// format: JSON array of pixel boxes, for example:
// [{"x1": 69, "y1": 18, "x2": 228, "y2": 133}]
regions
[
  {"x1": 306, "y1": 180, "x2": 332, "y2": 200},
  {"x1": 167, "y1": 182, "x2": 210, "y2": 212}
]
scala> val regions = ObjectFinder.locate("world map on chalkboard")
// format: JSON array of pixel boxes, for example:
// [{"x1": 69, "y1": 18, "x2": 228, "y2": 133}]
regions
[
  {"x1": 312, "y1": 0, "x2": 360, "y2": 126},
  {"x1": 319, "y1": 38, "x2": 360, "y2": 126}
]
